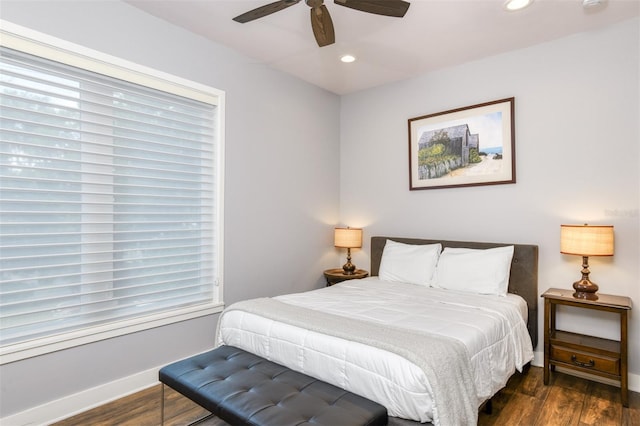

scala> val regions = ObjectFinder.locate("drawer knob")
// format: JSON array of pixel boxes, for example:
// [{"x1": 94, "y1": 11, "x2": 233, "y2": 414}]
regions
[{"x1": 571, "y1": 354, "x2": 595, "y2": 368}]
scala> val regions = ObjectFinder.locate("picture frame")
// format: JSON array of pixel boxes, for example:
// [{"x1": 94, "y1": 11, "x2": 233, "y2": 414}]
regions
[{"x1": 408, "y1": 97, "x2": 515, "y2": 190}]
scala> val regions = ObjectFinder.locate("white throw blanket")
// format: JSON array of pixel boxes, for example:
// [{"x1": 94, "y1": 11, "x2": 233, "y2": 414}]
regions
[{"x1": 216, "y1": 297, "x2": 480, "y2": 426}]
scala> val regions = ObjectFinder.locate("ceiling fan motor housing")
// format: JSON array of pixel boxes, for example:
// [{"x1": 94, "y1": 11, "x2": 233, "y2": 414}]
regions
[{"x1": 306, "y1": 0, "x2": 325, "y2": 8}]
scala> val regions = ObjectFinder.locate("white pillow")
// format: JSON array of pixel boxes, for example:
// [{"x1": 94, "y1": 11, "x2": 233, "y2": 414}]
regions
[
  {"x1": 378, "y1": 240, "x2": 442, "y2": 286},
  {"x1": 433, "y1": 245, "x2": 514, "y2": 296}
]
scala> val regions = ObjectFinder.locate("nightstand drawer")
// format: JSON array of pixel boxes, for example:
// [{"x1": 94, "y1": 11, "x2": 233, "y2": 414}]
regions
[{"x1": 550, "y1": 346, "x2": 620, "y2": 375}]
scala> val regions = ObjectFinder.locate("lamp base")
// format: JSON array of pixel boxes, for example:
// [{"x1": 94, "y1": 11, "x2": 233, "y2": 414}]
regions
[
  {"x1": 342, "y1": 247, "x2": 356, "y2": 275},
  {"x1": 342, "y1": 261, "x2": 356, "y2": 275},
  {"x1": 573, "y1": 278, "x2": 599, "y2": 301}
]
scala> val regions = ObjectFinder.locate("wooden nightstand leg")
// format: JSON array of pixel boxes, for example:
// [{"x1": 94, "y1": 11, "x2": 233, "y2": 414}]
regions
[
  {"x1": 549, "y1": 300, "x2": 557, "y2": 372},
  {"x1": 621, "y1": 310, "x2": 629, "y2": 407},
  {"x1": 543, "y1": 298, "x2": 551, "y2": 385}
]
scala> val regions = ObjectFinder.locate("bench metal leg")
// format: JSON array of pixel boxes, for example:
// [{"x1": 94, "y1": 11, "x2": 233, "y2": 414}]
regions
[
  {"x1": 161, "y1": 383, "x2": 166, "y2": 426},
  {"x1": 161, "y1": 382, "x2": 216, "y2": 426},
  {"x1": 188, "y1": 413, "x2": 216, "y2": 425}
]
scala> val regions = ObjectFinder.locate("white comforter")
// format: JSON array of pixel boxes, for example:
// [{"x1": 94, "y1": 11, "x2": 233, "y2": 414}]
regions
[{"x1": 216, "y1": 277, "x2": 534, "y2": 424}]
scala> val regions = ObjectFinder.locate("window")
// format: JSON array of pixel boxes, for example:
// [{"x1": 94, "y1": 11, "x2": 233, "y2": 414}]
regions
[{"x1": 0, "y1": 22, "x2": 225, "y2": 363}]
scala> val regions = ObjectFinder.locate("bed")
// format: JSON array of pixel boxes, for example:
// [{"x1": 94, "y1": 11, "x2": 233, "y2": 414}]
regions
[{"x1": 216, "y1": 236, "x2": 538, "y2": 425}]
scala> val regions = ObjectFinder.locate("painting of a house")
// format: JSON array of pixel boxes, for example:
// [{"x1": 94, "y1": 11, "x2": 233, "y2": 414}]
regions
[{"x1": 417, "y1": 123, "x2": 479, "y2": 179}]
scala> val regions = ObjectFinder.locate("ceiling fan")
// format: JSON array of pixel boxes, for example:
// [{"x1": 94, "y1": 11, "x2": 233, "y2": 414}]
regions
[{"x1": 233, "y1": 0, "x2": 411, "y2": 47}]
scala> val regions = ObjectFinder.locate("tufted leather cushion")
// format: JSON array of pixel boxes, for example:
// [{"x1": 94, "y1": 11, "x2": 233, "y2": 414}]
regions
[{"x1": 159, "y1": 345, "x2": 388, "y2": 426}]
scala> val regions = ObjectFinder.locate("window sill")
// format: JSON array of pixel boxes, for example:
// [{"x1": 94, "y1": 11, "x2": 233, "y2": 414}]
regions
[{"x1": 0, "y1": 303, "x2": 224, "y2": 365}]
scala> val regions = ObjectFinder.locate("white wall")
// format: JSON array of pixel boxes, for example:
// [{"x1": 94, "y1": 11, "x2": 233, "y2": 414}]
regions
[
  {"x1": 0, "y1": 0, "x2": 341, "y2": 421},
  {"x1": 340, "y1": 18, "x2": 639, "y2": 376}
]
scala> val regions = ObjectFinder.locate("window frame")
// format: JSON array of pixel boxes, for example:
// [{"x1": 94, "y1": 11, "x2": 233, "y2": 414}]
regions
[{"x1": 0, "y1": 20, "x2": 225, "y2": 364}]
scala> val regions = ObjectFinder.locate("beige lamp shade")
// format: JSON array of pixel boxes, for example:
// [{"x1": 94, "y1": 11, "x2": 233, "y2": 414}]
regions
[
  {"x1": 334, "y1": 227, "x2": 363, "y2": 248},
  {"x1": 560, "y1": 224, "x2": 614, "y2": 256}
]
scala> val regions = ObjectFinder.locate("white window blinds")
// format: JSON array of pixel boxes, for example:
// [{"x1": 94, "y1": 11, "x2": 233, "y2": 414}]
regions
[{"x1": 0, "y1": 29, "x2": 223, "y2": 359}]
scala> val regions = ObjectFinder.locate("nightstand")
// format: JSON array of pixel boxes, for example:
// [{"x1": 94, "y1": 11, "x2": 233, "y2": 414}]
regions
[
  {"x1": 323, "y1": 268, "x2": 368, "y2": 286},
  {"x1": 542, "y1": 288, "x2": 632, "y2": 407}
]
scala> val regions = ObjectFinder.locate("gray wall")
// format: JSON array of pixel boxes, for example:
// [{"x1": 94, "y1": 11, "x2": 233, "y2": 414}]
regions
[
  {"x1": 0, "y1": 0, "x2": 341, "y2": 418},
  {"x1": 340, "y1": 18, "x2": 639, "y2": 376},
  {"x1": 2, "y1": 0, "x2": 638, "y2": 421}
]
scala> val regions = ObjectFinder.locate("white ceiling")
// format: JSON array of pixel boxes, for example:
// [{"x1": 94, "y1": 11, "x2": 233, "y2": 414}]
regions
[{"x1": 125, "y1": 0, "x2": 639, "y2": 95}]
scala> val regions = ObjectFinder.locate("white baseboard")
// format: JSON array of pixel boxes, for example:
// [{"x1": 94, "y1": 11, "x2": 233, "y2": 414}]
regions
[
  {"x1": 2, "y1": 353, "x2": 638, "y2": 426},
  {"x1": 532, "y1": 349, "x2": 544, "y2": 367},
  {"x1": 0, "y1": 365, "x2": 162, "y2": 426},
  {"x1": 631, "y1": 372, "x2": 640, "y2": 393}
]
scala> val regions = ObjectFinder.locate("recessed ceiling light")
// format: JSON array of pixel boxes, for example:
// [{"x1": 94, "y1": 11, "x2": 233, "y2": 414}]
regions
[
  {"x1": 582, "y1": 0, "x2": 604, "y2": 8},
  {"x1": 504, "y1": 0, "x2": 534, "y2": 11},
  {"x1": 340, "y1": 55, "x2": 356, "y2": 63}
]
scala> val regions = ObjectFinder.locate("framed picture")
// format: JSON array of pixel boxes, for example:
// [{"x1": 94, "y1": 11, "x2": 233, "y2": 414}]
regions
[{"x1": 408, "y1": 97, "x2": 515, "y2": 190}]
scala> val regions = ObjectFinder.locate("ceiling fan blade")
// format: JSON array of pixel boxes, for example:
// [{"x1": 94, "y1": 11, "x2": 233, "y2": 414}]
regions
[
  {"x1": 233, "y1": 0, "x2": 301, "y2": 23},
  {"x1": 310, "y1": 5, "x2": 335, "y2": 47},
  {"x1": 334, "y1": 0, "x2": 410, "y2": 18}
]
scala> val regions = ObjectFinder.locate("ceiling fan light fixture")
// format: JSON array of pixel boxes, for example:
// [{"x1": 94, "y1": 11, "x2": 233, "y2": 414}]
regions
[
  {"x1": 504, "y1": 0, "x2": 534, "y2": 11},
  {"x1": 341, "y1": 54, "x2": 356, "y2": 63}
]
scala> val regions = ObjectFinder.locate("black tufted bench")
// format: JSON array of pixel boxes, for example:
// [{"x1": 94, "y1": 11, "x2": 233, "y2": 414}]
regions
[{"x1": 159, "y1": 345, "x2": 388, "y2": 426}]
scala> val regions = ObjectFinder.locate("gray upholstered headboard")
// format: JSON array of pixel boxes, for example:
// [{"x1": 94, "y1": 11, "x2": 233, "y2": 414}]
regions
[{"x1": 370, "y1": 236, "x2": 539, "y2": 349}]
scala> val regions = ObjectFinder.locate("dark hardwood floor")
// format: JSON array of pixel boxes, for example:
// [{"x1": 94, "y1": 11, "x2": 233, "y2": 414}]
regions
[{"x1": 53, "y1": 366, "x2": 639, "y2": 426}]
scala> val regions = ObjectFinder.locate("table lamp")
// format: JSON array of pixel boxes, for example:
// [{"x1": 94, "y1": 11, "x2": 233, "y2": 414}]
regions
[
  {"x1": 560, "y1": 224, "x2": 614, "y2": 300},
  {"x1": 334, "y1": 227, "x2": 362, "y2": 275}
]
